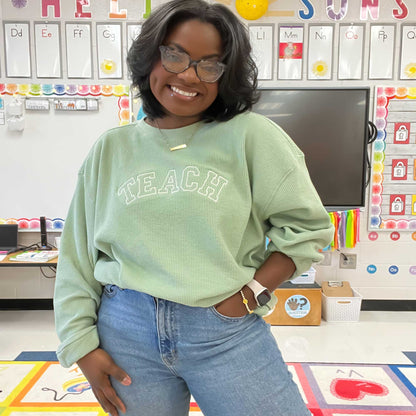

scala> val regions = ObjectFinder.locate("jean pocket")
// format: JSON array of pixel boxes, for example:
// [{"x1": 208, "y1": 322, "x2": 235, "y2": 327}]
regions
[
  {"x1": 209, "y1": 306, "x2": 250, "y2": 323},
  {"x1": 103, "y1": 284, "x2": 122, "y2": 298}
]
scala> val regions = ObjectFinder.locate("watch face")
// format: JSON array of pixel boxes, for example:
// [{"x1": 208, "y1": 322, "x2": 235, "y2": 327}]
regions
[{"x1": 257, "y1": 290, "x2": 272, "y2": 306}]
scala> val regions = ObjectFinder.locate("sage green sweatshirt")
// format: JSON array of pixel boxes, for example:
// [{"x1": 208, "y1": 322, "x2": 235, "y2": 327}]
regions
[{"x1": 54, "y1": 112, "x2": 334, "y2": 367}]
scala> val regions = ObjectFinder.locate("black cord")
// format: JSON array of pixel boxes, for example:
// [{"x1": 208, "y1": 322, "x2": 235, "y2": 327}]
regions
[
  {"x1": 40, "y1": 266, "x2": 56, "y2": 279},
  {"x1": 365, "y1": 120, "x2": 378, "y2": 187}
]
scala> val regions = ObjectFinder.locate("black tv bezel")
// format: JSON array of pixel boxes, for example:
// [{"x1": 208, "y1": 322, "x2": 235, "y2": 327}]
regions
[{"x1": 254, "y1": 87, "x2": 371, "y2": 211}]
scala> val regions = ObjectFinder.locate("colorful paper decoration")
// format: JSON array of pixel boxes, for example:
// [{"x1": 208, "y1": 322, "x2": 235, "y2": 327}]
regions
[
  {"x1": 12, "y1": 0, "x2": 28, "y2": 8},
  {"x1": 109, "y1": 0, "x2": 127, "y2": 18},
  {"x1": 235, "y1": 0, "x2": 268, "y2": 20},
  {"x1": 326, "y1": 0, "x2": 348, "y2": 21},
  {"x1": 0, "y1": 217, "x2": 64, "y2": 230},
  {"x1": 328, "y1": 209, "x2": 360, "y2": 250},
  {"x1": 370, "y1": 86, "x2": 416, "y2": 231},
  {"x1": 75, "y1": 0, "x2": 92, "y2": 18},
  {"x1": 41, "y1": 0, "x2": 61, "y2": 18}
]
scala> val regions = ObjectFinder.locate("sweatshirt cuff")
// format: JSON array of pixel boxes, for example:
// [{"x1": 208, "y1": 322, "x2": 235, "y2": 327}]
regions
[{"x1": 56, "y1": 327, "x2": 100, "y2": 368}]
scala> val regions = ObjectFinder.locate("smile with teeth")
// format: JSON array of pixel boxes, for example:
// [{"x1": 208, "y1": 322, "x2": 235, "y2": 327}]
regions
[{"x1": 171, "y1": 85, "x2": 198, "y2": 97}]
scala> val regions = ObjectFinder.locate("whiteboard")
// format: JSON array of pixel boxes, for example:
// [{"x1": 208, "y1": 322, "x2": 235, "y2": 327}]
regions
[
  {"x1": 65, "y1": 23, "x2": 93, "y2": 79},
  {"x1": 0, "y1": 94, "x2": 124, "y2": 219},
  {"x1": 4, "y1": 22, "x2": 31, "y2": 77},
  {"x1": 34, "y1": 22, "x2": 62, "y2": 78}
]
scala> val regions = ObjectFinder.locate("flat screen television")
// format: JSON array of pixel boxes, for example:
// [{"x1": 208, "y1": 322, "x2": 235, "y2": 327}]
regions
[{"x1": 252, "y1": 88, "x2": 370, "y2": 211}]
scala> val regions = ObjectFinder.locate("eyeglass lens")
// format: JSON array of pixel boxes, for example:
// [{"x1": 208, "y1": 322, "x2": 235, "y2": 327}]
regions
[{"x1": 160, "y1": 46, "x2": 224, "y2": 83}]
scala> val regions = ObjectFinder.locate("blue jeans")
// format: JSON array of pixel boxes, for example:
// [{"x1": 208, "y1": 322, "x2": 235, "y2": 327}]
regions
[{"x1": 97, "y1": 285, "x2": 310, "y2": 416}]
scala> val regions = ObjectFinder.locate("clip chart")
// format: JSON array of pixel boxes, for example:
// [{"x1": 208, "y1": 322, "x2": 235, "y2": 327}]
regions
[
  {"x1": 399, "y1": 25, "x2": 416, "y2": 80},
  {"x1": 307, "y1": 25, "x2": 333, "y2": 80},
  {"x1": 249, "y1": 25, "x2": 273, "y2": 80},
  {"x1": 34, "y1": 22, "x2": 62, "y2": 78},
  {"x1": 65, "y1": 23, "x2": 92, "y2": 79},
  {"x1": 338, "y1": 24, "x2": 365, "y2": 80},
  {"x1": 369, "y1": 25, "x2": 395, "y2": 79},
  {"x1": 127, "y1": 24, "x2": 142, "y2": 53},
  {"x1": 97, "y1": 23, "x2": 123, "y2": 79},
  {"x1": 278, "y1": 25, "x2": 304, "y2": 80},
  {"x1": 3, "y1": 22, "x2": 31, "y2": 77},
  {"x1": 369, "y1": 86, "x2": 416, "y2": 231}
]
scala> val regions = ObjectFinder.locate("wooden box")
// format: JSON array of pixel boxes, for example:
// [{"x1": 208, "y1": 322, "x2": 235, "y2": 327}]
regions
[{"x1": 263, "y1": 282, "x2": 322, "y2": 326}]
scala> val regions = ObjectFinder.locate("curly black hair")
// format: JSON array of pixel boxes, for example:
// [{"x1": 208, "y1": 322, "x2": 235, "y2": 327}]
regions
[{"x1": 127, "y1": 0, "x2": 259, "y2": 122}]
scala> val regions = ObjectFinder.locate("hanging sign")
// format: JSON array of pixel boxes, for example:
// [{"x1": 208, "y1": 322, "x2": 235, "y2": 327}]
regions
[
  {"x1": 34, "y1": 22, "x2": 61, "y2": 78},
  {"x1": 97, "y1": 23, "x2": 123, "y2": 79},
  {"x1": 308, "y1": 25, "x2": 333, "y2": 80},
  {"x1": 65, "y1": 23, "x2": 92, "y2": 78},
  {"x1": 249, "y1": 25, "x2": 274, "y2": 80},
  {"x1": 399, "y1": 25, "x2": 416, "y2": 80},
  {"x1": 4, "y1": 22, "x2": 31, "y2": 77},
  {"x1": 278, "y1": 25, "x2": 304, "y2": 80},
  {"x1": 369, "y1": 25, "x2": 395, "y2": 79},
  {"x1": 338, "y1": 24, "x2": 364, "y2": 80}
]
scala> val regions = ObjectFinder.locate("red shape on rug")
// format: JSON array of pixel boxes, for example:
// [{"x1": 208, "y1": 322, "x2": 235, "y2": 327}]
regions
[{"x1": 331, "y1": 378, "x2": 389, "y2": 401}]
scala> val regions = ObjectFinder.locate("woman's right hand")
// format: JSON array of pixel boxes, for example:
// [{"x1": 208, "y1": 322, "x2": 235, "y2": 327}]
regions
[{"x1": 77, "y1": 348, "x2": 131, "y2": 416}]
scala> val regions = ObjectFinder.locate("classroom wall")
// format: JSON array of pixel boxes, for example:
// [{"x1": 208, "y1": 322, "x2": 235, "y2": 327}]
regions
[{"x1": 0, "y1": 0, "x2": 415, "y2": 300}]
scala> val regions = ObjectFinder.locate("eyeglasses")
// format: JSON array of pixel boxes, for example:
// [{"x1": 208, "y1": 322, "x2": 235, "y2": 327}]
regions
[{"x1": 159, "y1": 45, "x2": 226, "y2": 83}]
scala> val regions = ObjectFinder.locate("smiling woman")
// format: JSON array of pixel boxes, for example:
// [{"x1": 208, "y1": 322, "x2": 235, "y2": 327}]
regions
[{"x1": 53, "y1": 1, "x2": 334, "y2": 415}]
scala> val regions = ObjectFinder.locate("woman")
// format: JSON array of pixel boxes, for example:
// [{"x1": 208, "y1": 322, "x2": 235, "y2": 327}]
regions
[{"x1": 54, "y1": 1, "x2": 334, "y2": 415}]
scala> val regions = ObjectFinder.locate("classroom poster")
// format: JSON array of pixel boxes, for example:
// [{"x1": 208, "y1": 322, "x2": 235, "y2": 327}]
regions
[
  {"x1": 127, "y1": 24, "x2": 142, "y2": 52},
  {"x1": 369, "y1": 86, "x2": 416, "y2": 231},
  {"x1": 249, "y1": 25, "x2": 273, "y2": 80},
  {"x1": 97, "y1": 23, "x2": 123, "y2": 79},
  {"x1": 278, "y1": 25, "x2": 303, "y2": 80},
  {"x1": 65, "y1": 23, "x2": 92, "y2": 78},
  {"x1": 338, "y1": 24, "x2": 365, "y2": 80},
  {"x1": 3, "y1": 22, "x2": 31, "y2": 77},
  {"x1": 399, "y1": 25, "x2": 416, "y2": 80},
  {"x1": 307, "y1": 25, "x2": 333, "y2": 80},
  {"x1": 369, "y1": 25, "x2": 395, "y2": 79},
  {"x1": 34, "y1": 22, "x2": 62, "y2": 78}
]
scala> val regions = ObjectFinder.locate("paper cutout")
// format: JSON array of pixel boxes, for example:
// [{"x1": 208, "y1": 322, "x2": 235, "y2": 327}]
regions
[
  {"x1": 11, "y1": 0, "x2": 28, "y2": 7},
  {"x1": 109, "y1": 0, "x2": 127, "y2": 18},
  {"x1": 360, "y1": 0, "x2": 380, "y2": 20},
  {"x1": 236, "y1": 0, "x2": 268, "y2": 20},
  {"x1": 41, "y1": 0, "x2": 61, "y2": 18},
  {"x1": 326, "y1": 0, "x2": 348, "y2": 21},
  {"x1": 393, "y1": 0, "x2": 408, "y2": 19},
  {"x1": 75, "y1": 0, "x2": 92, "y2": 18}
]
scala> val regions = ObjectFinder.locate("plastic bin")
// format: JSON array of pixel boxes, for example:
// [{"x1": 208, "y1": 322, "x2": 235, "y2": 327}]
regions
[{"x1": 322, "y1": 289, "x2": 362, "y2": 322}]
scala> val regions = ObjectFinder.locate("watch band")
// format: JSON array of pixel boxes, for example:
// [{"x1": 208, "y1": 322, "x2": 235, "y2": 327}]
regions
[{"x1": 246, "y1": 278, "x2": 271, "y2": 307}]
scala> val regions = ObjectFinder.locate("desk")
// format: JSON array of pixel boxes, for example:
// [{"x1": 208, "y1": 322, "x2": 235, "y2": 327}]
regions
[{"x1": 0, "y1": 251, "x2": 58, "y2": 268}]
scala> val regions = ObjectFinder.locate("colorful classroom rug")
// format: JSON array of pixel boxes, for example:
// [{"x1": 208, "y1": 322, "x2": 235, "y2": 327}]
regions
[{"x1": 1, "y1": 356, "x2": 416, "y2": 415}]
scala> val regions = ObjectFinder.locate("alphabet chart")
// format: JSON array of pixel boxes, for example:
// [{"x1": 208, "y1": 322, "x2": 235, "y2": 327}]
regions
[{"x1": 369, "y1": 86, "x2": 416, "y2": 231}]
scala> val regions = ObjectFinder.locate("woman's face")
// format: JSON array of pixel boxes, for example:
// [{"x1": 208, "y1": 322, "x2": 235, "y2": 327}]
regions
[{"x1": 149, "y1": 19, "x2": 223, "y2": 129}]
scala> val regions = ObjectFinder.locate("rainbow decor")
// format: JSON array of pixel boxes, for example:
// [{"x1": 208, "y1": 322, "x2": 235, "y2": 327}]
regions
[
  {"x1": 370, "y1": 86, "x2": 416, "y2": 231},
  {"x1": 327, "y1": 209, "x2": 360, "y2": 251},
  {"x1": 0, "y1": 83, "x2": 130, "y2": 125}
]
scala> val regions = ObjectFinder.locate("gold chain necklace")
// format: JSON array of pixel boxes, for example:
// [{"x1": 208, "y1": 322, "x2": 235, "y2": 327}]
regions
[{"x1": 154, "y1": 119, "x2": 191, "y2": 152}]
